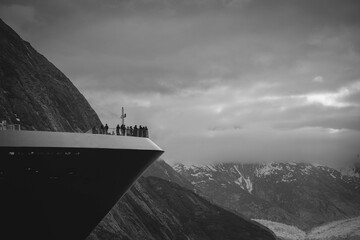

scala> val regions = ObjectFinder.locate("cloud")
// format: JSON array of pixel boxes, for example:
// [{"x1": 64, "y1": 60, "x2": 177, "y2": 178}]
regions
[
  {"x1": 0, "y1": 4, "x2": 38, "y2": 35},
  {"x1": 163, "y1": 127, "x2": 360, "y2": 169},
  {"x1": 2, "y1": 0, "x2": 360, "y2": 168},
  {"x1": 313, "y1": 76, "x2": 323, "y2": 83}
]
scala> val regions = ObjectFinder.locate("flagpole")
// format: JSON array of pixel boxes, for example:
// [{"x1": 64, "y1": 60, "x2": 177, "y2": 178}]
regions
[{"x1": 121, "y1": 107, "x2": 126, "y2": 125}]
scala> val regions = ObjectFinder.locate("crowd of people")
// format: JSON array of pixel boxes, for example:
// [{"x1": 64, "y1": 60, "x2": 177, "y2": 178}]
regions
[{"x1": 91, "y1": 124, "x2": 149, "y2": 138}]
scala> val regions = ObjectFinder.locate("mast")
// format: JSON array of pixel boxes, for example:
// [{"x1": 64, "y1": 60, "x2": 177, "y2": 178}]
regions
[{"x1": 121, "y1": 107, "x2": 126, "y2": 125}]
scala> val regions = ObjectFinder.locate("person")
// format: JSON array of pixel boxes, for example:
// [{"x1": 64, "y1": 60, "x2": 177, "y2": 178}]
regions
[
  {"x1": 116, "y1": 124, "x2": 120, "y2": 135},
  {"x1": 105, "y1": 124, "x2": 109, "y2": 134},
  {"x1": 144, "y1": 126, "x2": 149, "y2": 138},
  {"x1": 133, "y1": 125, "x2": 138, "y2": 137},
  {"x1": 121, "y1": 124, "x2": 126, "y2": 136},
  {"x1": 100, "y1": 124, "x2": 104, "y2": 134},
  {"x1": 129, "y1": 126, "x2": 133, "y2": 136},
  {"x1": 139, "y1": 125, "x2": 143, "y2": 137},
  {"x1": 126, "y1": 126, "x2": 130, "y2": 136}
]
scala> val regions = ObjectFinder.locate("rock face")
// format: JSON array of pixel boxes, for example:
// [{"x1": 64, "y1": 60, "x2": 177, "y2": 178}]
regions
[
  {"x1": 89, "y1": 176, "x2": 277, "y2": 240},
  {"x1": 0, "y1": 18, "x2": 101, "y2": 132},
  {"x1": 173, "y1": 162, "x2": 360, "y2": 230},
  {"x1": 143, "y1": 159, "x2": 196, "y2": 191}
]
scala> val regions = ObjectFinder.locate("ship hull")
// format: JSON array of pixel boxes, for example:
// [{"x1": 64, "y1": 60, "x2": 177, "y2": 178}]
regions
[{"x1": 0, "y1": 131, "x2": 163, "y2": 240}]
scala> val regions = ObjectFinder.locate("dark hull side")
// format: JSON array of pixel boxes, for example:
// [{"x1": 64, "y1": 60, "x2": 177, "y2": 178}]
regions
[{"x1": 0, "y1": 147, "x2": 163, "y2": 240}]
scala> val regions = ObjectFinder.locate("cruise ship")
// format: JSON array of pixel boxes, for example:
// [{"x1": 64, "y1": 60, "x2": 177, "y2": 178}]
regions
[{"x1": 0, "y1": 127, "x2": 163, "y2": 240}]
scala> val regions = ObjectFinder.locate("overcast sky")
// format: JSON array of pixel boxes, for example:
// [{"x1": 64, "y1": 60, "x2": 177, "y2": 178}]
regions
[{"x1": 1, "y1": 0, "x2": 360, "y2": 168}]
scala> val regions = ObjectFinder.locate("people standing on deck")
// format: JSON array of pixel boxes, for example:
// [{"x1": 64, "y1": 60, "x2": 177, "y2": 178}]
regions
[
  {"x1": 105, "y1": 124, "x2": 109, "y2": 134},
  {"x1": 116, "y1": 124, "x2": 120, "y2": 135},
  {"x1": 133, "y1": 125, "x2": 138, "y2": 137},
  {"x1": 144, "y1": 126, "x2": 148, "y2": 138},
  {"x1": 129, "y1": 126, "x2": 133, "y2": 136},
  {"x1": 121, "y1": 124, "x2": 126, "y2": 136},
  {"x1": 91, "y1": 123, "x2": 149, "y2": 137},
  {"x1": 139, "y1": 125, "x2": 143, "y2": 137}
]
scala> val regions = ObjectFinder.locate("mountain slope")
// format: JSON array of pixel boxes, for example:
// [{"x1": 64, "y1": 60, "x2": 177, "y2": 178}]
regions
[
  {"x1": 174, "y1": 162, "x2": 360, "y2": 230},
  {"x1": 0, "y1": 18, "x2": 101, "y2": 132},
  {"x1": 253, "y1": 217, "x2": 360, "y2": 240},
  {"x1": 307, "y1": 216, "x2": 360, "y2": 240},
  {"x1": 143, "y1": 159, "x2": 196, "y2": 191},
  {"x1": 89, "y1": 176, "x2": 277, "y2": 240},
  {"x1": 252, "y1": 219, "x2": 306, "y2": 240}
]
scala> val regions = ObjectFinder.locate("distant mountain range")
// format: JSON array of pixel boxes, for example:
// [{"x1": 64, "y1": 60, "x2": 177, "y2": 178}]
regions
[
  {"x1": 98, "y1": 160, "x2": 360, "y2": 240},
  {"x1": 140, "y1": 160, "x2": 360, "y2": 239},
  {"x1": 172, "y1": 162, "x2": 360, "y2": 230}
]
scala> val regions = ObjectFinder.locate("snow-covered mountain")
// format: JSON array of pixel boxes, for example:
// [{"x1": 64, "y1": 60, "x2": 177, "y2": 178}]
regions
[{"x1": 173, "y1": 162, "x2": 360, "y2": 230}]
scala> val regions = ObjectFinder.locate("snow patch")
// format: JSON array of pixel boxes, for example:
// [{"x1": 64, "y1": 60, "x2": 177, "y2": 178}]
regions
[
  {"x1": 312, "y1": 163, "x2": 325, "y2": 168},
  {"x1": 191, "y1": 172, "x2": 202, "y2": 177},
  {"x1": 300, "y1": 165, "x2": 313, "y2": 175},
  {"x1": 255, "y1": 163, "x2": 283, "y2": 177},
  {"x1": 207, "y1": 165, "x2": 217, "y2": 172},
  {"x1": 233, "y1": 165, "x2": 253, "y2": 193},
  {"x1": 329, "y1": 172, "x2": 336, "y2": 179}
]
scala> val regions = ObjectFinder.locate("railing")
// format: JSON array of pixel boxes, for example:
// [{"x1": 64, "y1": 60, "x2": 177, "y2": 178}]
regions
[
  {"x1": 0, "y1": 121, "x2": 149, "y2": 138},
  {"x1": 0, "y1": 123, "x2": 21, "y2": 131},
  {"x1": 90, "y1": 126, "x2": 149, "y2": 138}
]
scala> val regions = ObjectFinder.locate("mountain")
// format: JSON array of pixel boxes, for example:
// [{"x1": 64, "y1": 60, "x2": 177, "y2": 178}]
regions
[
  {"x1": 307, "y1": 216, "x2": 360, "y2": 240},
  {"x1": 173, "y1": 162, "x2": 360, "y2": 230},
  {"x1": 253, "y1": 216, "x2": 360, "y2": 240},
  {"x1": 0, "y1": 18, "x2": 101, "y2": 132},
  {"x1": 88, "y1": 176, "x2": 277, "y2": 240},
  {"x1": 143, "y1": 159, "x2": 196, "y2": 191}
]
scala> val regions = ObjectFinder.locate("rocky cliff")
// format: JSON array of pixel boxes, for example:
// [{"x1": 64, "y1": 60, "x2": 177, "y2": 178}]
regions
[{"x1": 0, "y1": 18, "x2": 101, "y2": 132}]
